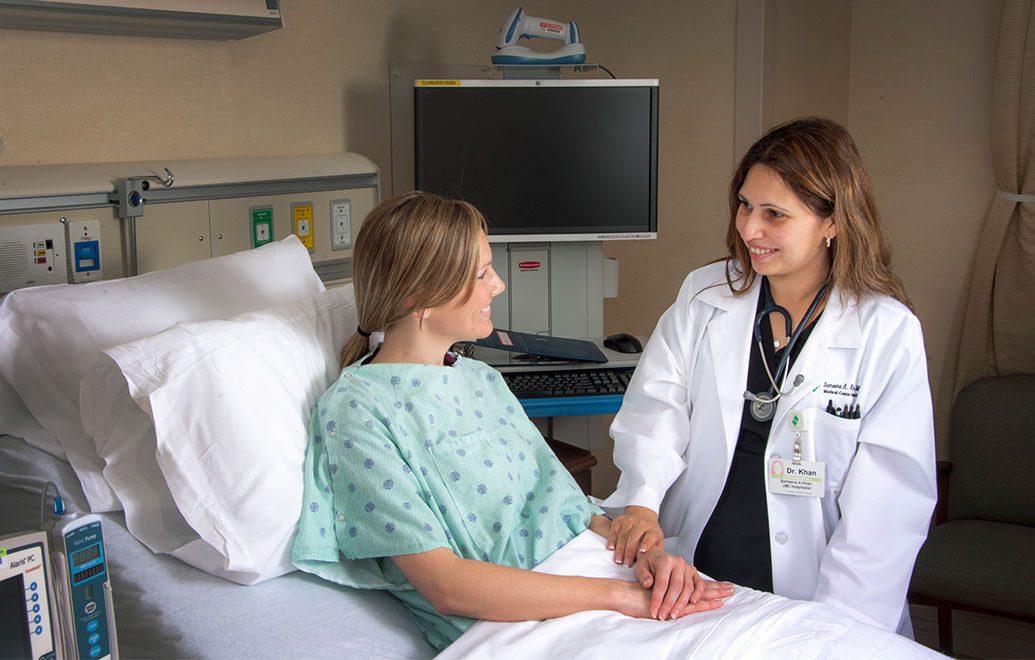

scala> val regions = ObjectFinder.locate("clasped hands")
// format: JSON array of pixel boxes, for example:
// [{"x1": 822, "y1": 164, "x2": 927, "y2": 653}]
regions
[{"x1": 606, "y1": 506, "x2": 733, "y2": 621}]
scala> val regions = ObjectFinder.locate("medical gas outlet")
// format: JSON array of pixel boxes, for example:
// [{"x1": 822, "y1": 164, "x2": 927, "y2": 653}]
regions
[
  {"x1": 250, "y1": 206, "x2": 274, "y2": 248},
  {"x1": 292, "y1": 202, "x2": 314, "y2": 251}
]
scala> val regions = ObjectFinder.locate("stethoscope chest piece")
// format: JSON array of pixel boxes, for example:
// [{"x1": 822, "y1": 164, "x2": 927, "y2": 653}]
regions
[
  {"x1": 746, "y1": 277, "x2": 829, "y2": 424},
  {"x1": 750, "y1": 391, "x2": 777, "y2": 422}
]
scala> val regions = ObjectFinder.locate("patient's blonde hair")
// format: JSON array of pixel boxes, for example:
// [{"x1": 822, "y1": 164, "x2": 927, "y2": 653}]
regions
[{"x1": 340, "y1": 191, "x2": 488, "y2": 367}]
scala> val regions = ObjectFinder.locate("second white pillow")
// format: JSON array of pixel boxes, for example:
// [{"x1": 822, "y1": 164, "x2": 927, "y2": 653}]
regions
[{"x1": 80, "y1": 285, "x2": 356, "y2": 585}]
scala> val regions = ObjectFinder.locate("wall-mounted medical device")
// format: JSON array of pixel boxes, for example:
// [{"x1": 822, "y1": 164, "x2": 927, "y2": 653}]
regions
[
  {"x1": 0, "y1": 154, "x2": 380, "y2": 289},
  {"x1": 67, "y1": 221, "x2": 103, "y2": 285},
  {"x1": 0, "y1": 219, "x2": 103, "y2": 294}
]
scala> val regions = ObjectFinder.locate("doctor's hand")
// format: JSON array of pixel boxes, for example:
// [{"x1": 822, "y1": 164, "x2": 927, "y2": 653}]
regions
[
  {"x1": 607, "y1": 505, "x2": 665, "y2": 567},
  {"x1": 634, "y1": 547, "x2": 734, "y2": 621}
]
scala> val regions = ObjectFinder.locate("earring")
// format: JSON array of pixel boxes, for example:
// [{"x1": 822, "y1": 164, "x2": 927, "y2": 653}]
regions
[{"x1": 826, "y1": 237, "x2": 832, "y2": 248}]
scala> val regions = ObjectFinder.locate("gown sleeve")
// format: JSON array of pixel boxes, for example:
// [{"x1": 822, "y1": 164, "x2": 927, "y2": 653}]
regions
[{"x1": 292, "y1": 386, "x2": 451, "y2": 590}]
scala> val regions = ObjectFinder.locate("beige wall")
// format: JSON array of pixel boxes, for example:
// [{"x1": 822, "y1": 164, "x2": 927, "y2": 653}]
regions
[
  {"x1": 0, "y1": 2, "x2": 515, "y2": 168},
  {"x1": 764, "y1": 0, "x2": 853, "y2": 129},
  {"x1": 847, "y1": 2, "x2": 997, "y2": 452},
  {"x1": 0, "y1": 0, "x2": 997, "y2": 490},
  {"x1": 759, "y1": 1, "x2": 997, "y2": 462}
]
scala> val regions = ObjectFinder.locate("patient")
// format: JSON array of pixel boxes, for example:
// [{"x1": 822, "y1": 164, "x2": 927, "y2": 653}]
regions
[{"x1": 291, "y1": 191, "x2": 732, "y2": 651}]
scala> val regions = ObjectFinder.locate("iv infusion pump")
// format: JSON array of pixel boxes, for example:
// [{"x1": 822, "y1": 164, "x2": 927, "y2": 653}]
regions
[{"x1": 1, "y1": 513, "x2": 118, "y2": 660}]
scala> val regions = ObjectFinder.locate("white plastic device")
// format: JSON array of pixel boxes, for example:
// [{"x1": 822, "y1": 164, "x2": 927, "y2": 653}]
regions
[
  {"x1": 68, "y1": 220, "x2": 103, "y2": 284},
  {"x1": 0, "y1": 222, "x2": 68, "y2": 294},
  {"x1": 0, "y1": 219, "x2": 103, "y2": 292},
  {"x1": 492, "y1": 7, "x2": 586, "y2": 65}
]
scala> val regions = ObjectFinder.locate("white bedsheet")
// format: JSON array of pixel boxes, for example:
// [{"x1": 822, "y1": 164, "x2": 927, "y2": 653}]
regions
[{"x1": 441, "y1": 531, "x2": 943, "y2": 659}]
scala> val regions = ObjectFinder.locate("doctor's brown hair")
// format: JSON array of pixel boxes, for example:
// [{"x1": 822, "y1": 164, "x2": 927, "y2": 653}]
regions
[
  {"x1": 724, "y1": 117, "x2": 912, "y2": 311},
  {"x1": 339, "y1": 191, "x2": 488, "y2": 368}
]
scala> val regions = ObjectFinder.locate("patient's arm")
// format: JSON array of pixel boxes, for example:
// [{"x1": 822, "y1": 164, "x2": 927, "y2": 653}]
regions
[
  {"x1": 390, "y1": 520, "x2": 728, "y2": 623},
  {"x1": 592, "y1": 514, "x2": 734, "y2": 619}
]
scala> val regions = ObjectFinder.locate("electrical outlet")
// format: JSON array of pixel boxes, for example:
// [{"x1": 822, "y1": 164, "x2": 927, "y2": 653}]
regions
[
  {"x1": 330, "y1": 199, "x2": 351, "y2": 251},
  {"x1": 292, "y1": 202, "x2": 314, "y2": 251}
]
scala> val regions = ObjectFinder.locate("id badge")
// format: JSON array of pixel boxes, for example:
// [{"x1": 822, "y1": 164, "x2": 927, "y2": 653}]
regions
[{"x1": 768, "y1": 458, "x2": 825, "y2": 497}]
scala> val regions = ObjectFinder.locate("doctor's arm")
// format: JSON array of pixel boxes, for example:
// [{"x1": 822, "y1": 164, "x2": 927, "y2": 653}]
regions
[
  {"x1": 390, "y1": 515, "x2": 731, "y2": 623},
  {"x1": 607, "y1": 505, "x2": 666, "y2": 565},
  {"x1": 813, "y1": 316, "x2": 937, "y2": 632},
  {"x1": 602, "y1": 280, "x2": 702, "y2": 566}
]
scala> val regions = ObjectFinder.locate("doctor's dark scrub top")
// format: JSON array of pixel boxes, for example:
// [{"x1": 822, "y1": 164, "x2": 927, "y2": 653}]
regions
[{"x1": 694, "y1": 291, "x2": 820, "y2": 592}]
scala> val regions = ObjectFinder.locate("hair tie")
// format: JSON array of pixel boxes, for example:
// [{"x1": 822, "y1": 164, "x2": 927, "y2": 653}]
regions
[{"x1": 356, "y1": 326, "x2": 371, "y2": 338}]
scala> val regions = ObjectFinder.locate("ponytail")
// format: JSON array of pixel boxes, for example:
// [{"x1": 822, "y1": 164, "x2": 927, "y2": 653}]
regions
[{"x1": 339, "y1": 331, "x2": 370, "y2": 369}]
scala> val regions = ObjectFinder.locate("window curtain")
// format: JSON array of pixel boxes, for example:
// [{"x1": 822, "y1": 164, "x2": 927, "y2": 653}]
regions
[{"x1": 935, "y1": 0, "x2": 1035, "y2": 457}]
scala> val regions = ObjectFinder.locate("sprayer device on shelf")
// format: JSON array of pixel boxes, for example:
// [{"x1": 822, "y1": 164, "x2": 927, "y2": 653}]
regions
[{"x1": 492, "y1": 8, "x2": 586, "y2": 65}]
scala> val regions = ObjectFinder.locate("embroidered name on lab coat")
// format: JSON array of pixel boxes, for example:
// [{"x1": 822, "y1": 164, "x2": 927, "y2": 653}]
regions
[{"x1": 822, "y1": 381, "x2": 860, "y2": 398}]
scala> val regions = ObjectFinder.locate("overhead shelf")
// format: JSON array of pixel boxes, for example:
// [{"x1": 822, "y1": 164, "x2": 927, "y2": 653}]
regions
[{"x1": 0, "y1": 0, "x2": 283, "y2": 40}]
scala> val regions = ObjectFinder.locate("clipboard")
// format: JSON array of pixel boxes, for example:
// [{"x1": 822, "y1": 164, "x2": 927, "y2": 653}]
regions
[{"x1": 469, "y1": 328, "x2": 607, "y2": 364}]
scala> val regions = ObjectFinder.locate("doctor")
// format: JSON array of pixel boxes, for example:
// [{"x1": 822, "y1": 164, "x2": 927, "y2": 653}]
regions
[{"x1": 600, "y1": 117, "x2": 937, "y2": 635}]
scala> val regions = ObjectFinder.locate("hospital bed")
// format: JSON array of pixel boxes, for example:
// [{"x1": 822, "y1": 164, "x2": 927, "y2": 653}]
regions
[{"x1": 0, "y1": 236, "x2": 943, "y2": 659}]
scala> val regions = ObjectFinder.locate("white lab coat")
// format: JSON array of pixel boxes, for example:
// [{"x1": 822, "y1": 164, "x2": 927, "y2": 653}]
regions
[{"x1": 599, "y1": 261, "x2": 937, "y2": 634}]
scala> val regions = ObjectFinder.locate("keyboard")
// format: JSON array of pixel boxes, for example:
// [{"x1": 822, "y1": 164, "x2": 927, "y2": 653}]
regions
[{"x1": 501, "y1": 366, "x2": 635, "y2": 400}]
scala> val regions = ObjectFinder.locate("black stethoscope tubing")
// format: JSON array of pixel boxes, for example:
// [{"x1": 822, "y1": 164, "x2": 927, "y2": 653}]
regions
[{"x1": 746, "y1": 276, "x2": 830, "y2": 421}]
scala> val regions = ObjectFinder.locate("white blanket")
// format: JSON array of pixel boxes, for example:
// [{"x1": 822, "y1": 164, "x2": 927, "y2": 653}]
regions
[{"x1": 440, "y1": 531, "x2": 943, "y2": 659}]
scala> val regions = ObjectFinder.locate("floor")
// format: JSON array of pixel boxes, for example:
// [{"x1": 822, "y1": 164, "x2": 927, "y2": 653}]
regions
[{"x1": 911, "y1": 605, "x2": 1035, "y2": 659}]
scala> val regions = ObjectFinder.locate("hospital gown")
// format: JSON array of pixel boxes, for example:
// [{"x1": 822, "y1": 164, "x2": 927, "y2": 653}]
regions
[{"x1": 292, "y1": 354, "x2": 602, "y2": 651}]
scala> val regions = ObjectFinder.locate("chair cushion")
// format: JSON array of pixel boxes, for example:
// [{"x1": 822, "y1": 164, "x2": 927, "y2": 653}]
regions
[{"x1": 910, "y1": 520, "x2": 1035, "y2": 617}]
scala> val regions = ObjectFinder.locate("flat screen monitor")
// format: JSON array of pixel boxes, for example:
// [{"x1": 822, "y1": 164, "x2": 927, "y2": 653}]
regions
[{"x1": 414, "y1": 79, "x2": 658, "y2": 242}]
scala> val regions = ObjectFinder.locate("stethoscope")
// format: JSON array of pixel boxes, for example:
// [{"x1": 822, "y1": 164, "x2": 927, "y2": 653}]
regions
[{"x1": 743, "y1": 276, "x2": 830, "y2": 422}]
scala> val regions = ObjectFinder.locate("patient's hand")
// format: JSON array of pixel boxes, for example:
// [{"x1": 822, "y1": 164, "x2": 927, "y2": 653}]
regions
[
  {"x1": 634, "y1": 547, "x2": 734, "y2": 621},
  {"x1": 607, "y1": 506, "x2": 665, "y2": 567}
]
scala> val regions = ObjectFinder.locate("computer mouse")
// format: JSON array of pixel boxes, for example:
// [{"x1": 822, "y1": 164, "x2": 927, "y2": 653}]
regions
[{"x1": 604, "y1": 332, "x2": 643, "y2": 354}]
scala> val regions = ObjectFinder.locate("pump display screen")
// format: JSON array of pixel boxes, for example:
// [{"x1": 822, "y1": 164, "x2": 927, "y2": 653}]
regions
[
  {"x1": 71, "y1": 543, "x2": 101, "y2": 568},
  {"x1": 69, "y1": 541, "x2": 105, "y2": 586},
  {"x1": 72, "y1": 562, "x2": 105, "y2": 585}
]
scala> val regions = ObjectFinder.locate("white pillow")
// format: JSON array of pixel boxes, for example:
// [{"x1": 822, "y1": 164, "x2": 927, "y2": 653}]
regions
[
  {"x1": 0, "y1": 236, "x2": 324, "y2": 512},
  {"x1": 0, "y1": 376, "x2": 57, "y2": 451},
  {"x1": 80, "y1": 285, "x2": 356, "y2": 585}
]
